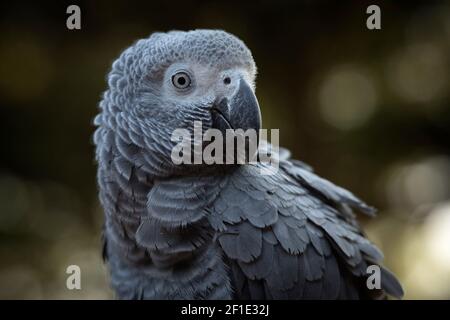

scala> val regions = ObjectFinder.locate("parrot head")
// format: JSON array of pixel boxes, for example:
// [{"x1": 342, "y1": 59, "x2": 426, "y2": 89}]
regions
[{"x1": 99, "y1": 29, "x2": 262, "y2": 175}]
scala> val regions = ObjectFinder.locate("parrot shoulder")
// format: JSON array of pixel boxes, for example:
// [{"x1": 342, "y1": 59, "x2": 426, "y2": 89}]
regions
[{"x1": 209, "y1": 163, "x2": 403, "y2": 299}]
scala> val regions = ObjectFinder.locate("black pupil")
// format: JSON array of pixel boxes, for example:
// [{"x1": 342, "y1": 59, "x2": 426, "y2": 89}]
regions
[
  {"x1": 177, "y1": 76, "x2": 186, "y2": 86},
  {"x1": 224, "y1": 77, "x2": 231, "y2": 84}
]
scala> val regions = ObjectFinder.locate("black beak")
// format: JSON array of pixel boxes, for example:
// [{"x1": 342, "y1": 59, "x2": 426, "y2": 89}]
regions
[
  {"x1": 210, "y1": 79, "x2": 262, "y2": 164},
  {"x1": 211, "y1": 79, "x2": 262, "y2": 133}
]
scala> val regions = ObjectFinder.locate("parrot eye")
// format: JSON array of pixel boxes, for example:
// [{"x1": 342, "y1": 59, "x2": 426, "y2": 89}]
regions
[{"x1": 171, "y1": 71, "x2": 192, "y2": 90}]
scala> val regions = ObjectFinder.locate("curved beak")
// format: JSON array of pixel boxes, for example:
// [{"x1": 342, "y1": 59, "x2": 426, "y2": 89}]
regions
[
  {"x1": 211, "y1": 79, "x2": 262, "y2": 133},
  {"x1": 210, "y1": 78, "x2": 262, "y2": 164}
]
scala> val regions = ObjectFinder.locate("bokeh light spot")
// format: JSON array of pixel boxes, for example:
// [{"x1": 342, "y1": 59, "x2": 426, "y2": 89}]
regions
[
  {"x1": 387, "y1": 42, "x2": 449, "y2": 106},
  {"x1": 318, "y1": 66, "x2": 377, "y2": 130},
  {"x1": 384, "y1": 156, "x2": 450, "y2": 210},
  {"x1": 0, "y1": 35, "x2": 53, "y2": 103}
]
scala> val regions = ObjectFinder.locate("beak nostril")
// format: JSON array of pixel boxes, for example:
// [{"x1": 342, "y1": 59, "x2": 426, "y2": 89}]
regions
[{"x1": 223, "y1": 77, "x2": 231, "y2": 85}]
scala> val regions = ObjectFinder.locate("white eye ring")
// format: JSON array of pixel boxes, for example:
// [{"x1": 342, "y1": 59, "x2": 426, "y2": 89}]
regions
[{"x1": 171, "y1": 71, "x2": 192, "y2": 90}]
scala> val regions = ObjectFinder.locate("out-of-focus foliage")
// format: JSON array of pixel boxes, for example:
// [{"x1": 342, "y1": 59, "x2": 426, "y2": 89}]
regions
[{"x1": 0, "y1": 0, "x2": 449, "y2": 299}]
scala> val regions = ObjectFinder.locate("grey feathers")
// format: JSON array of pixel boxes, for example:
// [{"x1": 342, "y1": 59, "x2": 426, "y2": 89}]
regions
[
  {"x1": 94, "y1": 29, "x2": 403, "y2": 300},
  {"x1": 207, "y1": 163, "x2": 403, "y2": 299}
]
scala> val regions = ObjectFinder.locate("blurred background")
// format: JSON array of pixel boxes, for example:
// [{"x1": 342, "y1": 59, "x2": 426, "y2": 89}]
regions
[{"x1": 0, "y1": 0, "x2": 449, "y2": 299}]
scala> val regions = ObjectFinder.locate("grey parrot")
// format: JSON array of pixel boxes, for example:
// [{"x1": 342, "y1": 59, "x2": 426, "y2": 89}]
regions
[{"x1": 94, "y1": 29, "x2": 403, "y2": 299}]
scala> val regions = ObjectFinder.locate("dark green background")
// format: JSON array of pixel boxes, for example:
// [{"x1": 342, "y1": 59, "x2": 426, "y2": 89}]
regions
[{"x1": 0, "y1": 1, "x2": 449, "y2": 299}]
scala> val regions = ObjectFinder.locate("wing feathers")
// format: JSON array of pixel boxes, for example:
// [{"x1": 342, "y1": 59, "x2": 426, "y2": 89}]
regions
[{"x1": 210, "y1": 163, "x2": 403, "y2": 299}]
